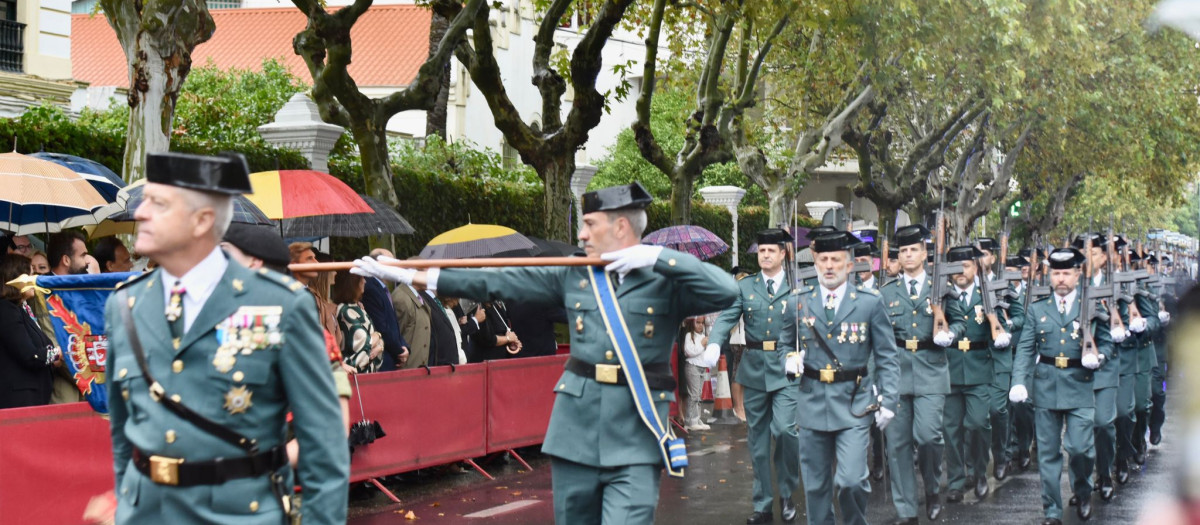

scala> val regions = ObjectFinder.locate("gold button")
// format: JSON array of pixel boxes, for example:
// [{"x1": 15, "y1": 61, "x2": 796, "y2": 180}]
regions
[
  {"x1": 605, "y1": 351, "x2": 614, "y2": 360},
  {"x1": 668, "y1": 258, "x2": 677, "y2": 266},
  {"x1": 233, "y1": 371, "x2": 245, "y2": 382},
  {"x1": 559, "y1": 384, "x2": 566, "y2": 390},
  {"x1": 1061, "y1": 340, "x2": 1065, "y2": 344},
  {"x1": 1061, "y1": 328, "x2": 1066, "y2": 332},
  {"x1": 766, "y1": 330, "x2": 770, "y2": 335},
  {"x1": 912, "y1": 323, "x2": 917, "y2": 327},
  {"x1": 118, "y1": 368, "x2": 128, "y2": 379},
  {"x1": 647, "y1": 307, "x2": 654, "y2": 314},
  {"x1": 659, "y1": 393, "x2": 666, "y2": 399},
  {"x1": 913, "y1": 310, "x2": 918, "y2": 315},
  {"x1": 165, "y1": 430, "x2": 176, "y2": 444},
  {"x1": 575, "y1": 302, "x2": 581, "y2": 309},
  {"x1": 768, "y1": 318, "x2": 772, "y2": 323},
  {"x1": 121, "y1": 389, "x2": 130, "y2": 400},
  {"x1": 172, "y1": 360, "x2": 183, "y2": 373},
  {"x1": 249, "y1": 501, "x2": 259, "y2": 512},
  {"x1": 769, "y1": 305, "x2": 774, "y2": 311},
  {"x1": 171, "y1": 394, "x2": 181, "y2": 403}
]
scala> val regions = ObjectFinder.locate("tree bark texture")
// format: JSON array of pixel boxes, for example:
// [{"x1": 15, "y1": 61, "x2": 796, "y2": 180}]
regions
[{"x1": 425, "y1": 9, "x2": 451, "y2": 140}]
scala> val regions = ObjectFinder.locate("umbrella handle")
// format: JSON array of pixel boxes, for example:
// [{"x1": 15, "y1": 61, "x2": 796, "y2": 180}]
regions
[
  {"x1": 289, "y1": 256, "x2": 606, "y2": 273},
  {"x1": 352, "y1": 372, "x2": 367, "y2": 421}
]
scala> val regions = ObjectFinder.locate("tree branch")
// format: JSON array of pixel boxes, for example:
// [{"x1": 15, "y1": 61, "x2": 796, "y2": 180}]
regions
[
  {"x1": 378, "y1": 0, "x2": 485, "y2": 117},
  {"x1": 531, "y1": 0, "x2": 572, "y2": 132},
  {"x1": 631, "y1": 0, "x2": 675, "y2": 177},
  {"x1": 559, "y1": 0, "x2": 637, "y2": 149}
]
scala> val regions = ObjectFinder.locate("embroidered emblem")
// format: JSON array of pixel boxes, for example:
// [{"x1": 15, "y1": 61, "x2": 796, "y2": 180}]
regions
[{"x1": 223, "y1": 385, "x2": 253, "y2": 415}]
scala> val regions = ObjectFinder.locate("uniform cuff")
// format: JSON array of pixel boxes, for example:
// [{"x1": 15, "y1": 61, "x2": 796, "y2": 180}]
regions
[{"x1": 426, "y1": 268, "x2": 440, "y2": 292}]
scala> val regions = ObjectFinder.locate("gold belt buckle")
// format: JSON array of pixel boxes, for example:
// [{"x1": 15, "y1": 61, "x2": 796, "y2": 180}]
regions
[
  {"x1": 595, "y1": 363, "x2": 620, "y2": 384},
  {"x1": 149, "y1": 455, "x2": 184, "y2": 486},
  {"x1": 762, "y1": 341, "x2": 776, "y2": 351},
  {"x1": 819, "y1": 365, "x2": 836, "y2": 383},
  {"x1": 958, "y1": 339, "x2": 971, "y2": 352},
  {"x1": 906, "y1": 338, "x2": 918, "y2": 351},
  {"x1": 1055, "y1": 354, "x2": 1069, "y2": 369}
]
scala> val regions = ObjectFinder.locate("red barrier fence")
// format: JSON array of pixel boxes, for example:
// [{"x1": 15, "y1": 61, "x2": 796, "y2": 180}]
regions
[{"x1": 0, "y1": 355, "x2": 569, "y2": 525}]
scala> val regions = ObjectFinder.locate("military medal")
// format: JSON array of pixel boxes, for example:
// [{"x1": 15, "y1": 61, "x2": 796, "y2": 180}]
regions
[
  {"x1": 974, "y1": 305, "x2": 985, "y2": 325},
  {"x1": 576, "y1": 315, "x2": 584, "y2": 333},
  {"x1": 803, "y1": 316, "x2": 816, "y2": 327},
  {"x1": 925, "y1": 298, "x2": 932, "y2": 315},
  {"x1": 837, "y1": 323, "x2": 848, "y2": 344},
  {"x1": 858, "y1": 323, "x2": 868, "y2": 343},
  {"x1": 212, "y1": 350, "x2": 237, "y2": 373},
  {"x1": 644, "y1": 321, "x2": 655, "y2": 338},
  {"x1": 223, "y1": 385, "x2": 253, "y2": 415},
  {"x1": 849, "y1": 324, "x2": 859, "y2": 344}
]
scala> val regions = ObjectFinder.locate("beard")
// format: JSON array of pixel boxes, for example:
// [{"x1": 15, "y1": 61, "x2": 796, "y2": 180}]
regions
[{"x1": 818, "y1": 268, "x2": 850, "y2": 289}]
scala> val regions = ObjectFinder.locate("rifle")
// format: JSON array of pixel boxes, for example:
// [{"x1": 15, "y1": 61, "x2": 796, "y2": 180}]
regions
[
  {"x1": 931, "y1": 192, "x2": 964, "y2": 335},
  {"x1": 1023, "y1": 232, "x2": 1040, "y2": 313},
  {"x1": 879, "y1": 220, "x2": 891, "y2": 287},
  {"x1": 1112, "y1": 218, "x2": 1144, "y2": 324},
  {"x1": 1030, "y1": 237, "x2": 1052, "y2": 300},
  {"x1": 1103, "y1": 218, "x2": 1126, "y2": 334},
  {"x1": 1079, "y1": 220, "x2": 1108, "y2": 362},
  {"x1": 974, "y1": 239, "x2": 1007, "y2": 341}
]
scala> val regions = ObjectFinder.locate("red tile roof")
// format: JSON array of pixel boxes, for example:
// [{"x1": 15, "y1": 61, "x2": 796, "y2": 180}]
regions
[{"x1": 73, "y1": 5, "x2": 431, "y2": 88}]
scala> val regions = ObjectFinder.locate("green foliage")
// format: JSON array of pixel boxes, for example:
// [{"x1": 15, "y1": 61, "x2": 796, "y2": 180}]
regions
[
  {"x1": 592, "y1": 88, "x2": 765, "y2": 207},
  {"x1": 387, "y1": 135, "x2": 539, "y2": 187}
]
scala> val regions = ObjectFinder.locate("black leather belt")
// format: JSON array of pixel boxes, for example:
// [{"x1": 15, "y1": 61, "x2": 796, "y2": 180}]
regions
[
  {"x1": 745, "y1": 341, "x2": 780, "y2": 351},
  {"x1": 564, "y1": 357, "x2": 676, "y2": 391},
  {"x1": 132, "y1": 445, "x2": 286, "y2": 487},
  {"x1": 952, "y1": 340, "x2": 992, "y2": 351},
  {"x1": 1038, "y1": 354, "x2": 1084, "y2": 369},
  {"x1": 895, "y1": 338, "x2": 937, "y2": 351},
  {"x1": 802, "y1": 366, "x2": 868, "y2": 384}
]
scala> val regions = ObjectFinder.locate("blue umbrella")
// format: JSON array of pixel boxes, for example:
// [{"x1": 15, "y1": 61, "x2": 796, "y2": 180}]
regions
[
  {"x1": 29, "y1": 152, "x2": 124, "y2": 202},
  {"x1": 86, "y1": 180, "x2": 272, "y2": 237}
]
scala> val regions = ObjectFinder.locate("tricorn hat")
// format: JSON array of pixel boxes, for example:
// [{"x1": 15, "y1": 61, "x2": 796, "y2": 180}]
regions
[
  {"x1": 757, "y1": 228, "x2": 794, "y2": 246},
  {"x1": 581, "y1": 182, "x2": 653, "y2": 214},
  {"x1": 1005, "y1": 255, "x2": 1030, "y2": 268},
  {"x1": 1048, "y1": 248, "x2": 1086, "y2": 270},
  {"x1": 805, "y1": 225, "x2": 839, "y2": 240},
  {"x1": 893, "y1": 224, "x2": 931, "y2": 248},
  {"x1": 946, "y1": 245, "x2": 985, "y2": 263},
  {"x1": 223, "y1": 223, "x2": 291, "y2": 272},
  {"x1": 812, "y1": 231, "x2": 857, "y2": 253},
  {"x1": 976, "y1": 237, "x2": 997, "y2": 252},
  {"x1": 146, "y1": 152, "x2": 253, "y2": 195},
  {"x1": 851, "y1": 241, "x2": 875, "y2": 258}
]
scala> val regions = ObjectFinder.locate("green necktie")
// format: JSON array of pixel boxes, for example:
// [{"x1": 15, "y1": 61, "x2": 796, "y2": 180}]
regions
[
  {"x1": 960, "y1": 291, "x2": 968, "y2": 307},
  {"x1": 909, "y1": 279, "x2": 919, "y2": 297},
  {"x1": 824, "y1": 292, "x2": 836, "y2": 322},
  {"x1": 167, "y1": 280, "x2": 185, "y2": 339},
  {"x1": 767, "y1": 279, "x2": 776, "y2": 296}
]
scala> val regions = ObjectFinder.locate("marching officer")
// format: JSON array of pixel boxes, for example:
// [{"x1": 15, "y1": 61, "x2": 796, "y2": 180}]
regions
[
  {"x1": 1148, "y1": 254, "x2": 1172, "y2": 446},
  {"x1": 1114, "y1": 247, "x2": 1158, "y2": 486},
  {"x1": 105, "y1": 152, "x2": 350, "y2": 524},
  {"x1": 354, "y1": 182, "x2": 738, "y2": 525},
  {"x1": 880, "y1": 225, "x2": 966, "y2": 525},
  {"x1": 708, "y1": 228, "x2": 801, "y2": 524},
  {"x1": 1000, "y1": 254, "x2": 1032, "y2": 473},
  {"x1": 852, "y1": 241, "x2": 877, "y2": 288},
  {"x1": 1010, "y1": 248, "x2": 1114, "y2": 525},
  {"x1": 941, "y1": 245, "x2": 1013, "y2": 503},
  {"x1": 791, "y1": 230, "x2": 900, "y2": 525},
  {"x1": 1132, "y1": 254, "x2": 1167, "y2": 465}
]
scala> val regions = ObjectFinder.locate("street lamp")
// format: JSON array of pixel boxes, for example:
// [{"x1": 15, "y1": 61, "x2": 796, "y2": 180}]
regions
[{"x1": 700, "y1": 186, "x2": 747, "y2": 267}]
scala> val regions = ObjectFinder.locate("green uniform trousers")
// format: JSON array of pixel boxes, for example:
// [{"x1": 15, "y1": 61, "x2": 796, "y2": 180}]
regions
[
  {"x1": 550, "y1": 458, "x2": 661, "y2": 525},
  {"x1": 885, "y1": 394, "x2": 945, "y2": 519},
  {"x1": 1132, "y1": 370, "x2": 1152, "y2": 452},
  {"x1": 798, "y1": 425, "x2": 871, "y2": 525},
  {"x1": 1091, "y1": 387, "x2": 1118, "y2": 484},
  {"x1": 1035, "y1": 407, "x2": 1095, "y2": 520},
  {"x1": 945, "y1": 383, "x2": 990, "y2": 490},
  {"x1": 1009, "y1": 400, "x2": 1035, "y2": 460},
  {"x1": 1115, "y1": 374, "x2": 1138, "y2": 463},
  {"x1": 743, "y1": 385, "x2": 800, "y2": 512},
  {"x1": 1150, "y1": 361, "x2": 1167, "y2": 437},
  {"x1": 989, "y1": 373, "x2": 1012, "y2": 467}
]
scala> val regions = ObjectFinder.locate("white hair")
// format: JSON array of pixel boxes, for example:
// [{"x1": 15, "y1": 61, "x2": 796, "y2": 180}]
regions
[
  {"x1": 608, "y1": 209, "x2": 648, "y2": 238},
  {"x1": 180, "y1": 188, "x2": 234, "y2": 241}
]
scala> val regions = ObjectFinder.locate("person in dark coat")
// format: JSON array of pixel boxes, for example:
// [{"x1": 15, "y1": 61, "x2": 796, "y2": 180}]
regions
[
  {"x1": 470, "y1": 301, "x2": 520, "y2": 362},
  {"x1": 506, "y1": 300, "x2": 567, "y2": 357},
  {"x1": 0, "y1": 253, "x2": 59, "y2": 409},
  {"x1": 360, "y1": 268, "x2": 409, "y2": 370}
]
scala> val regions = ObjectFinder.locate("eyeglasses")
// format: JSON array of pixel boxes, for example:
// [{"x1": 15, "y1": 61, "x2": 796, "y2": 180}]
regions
[{"x1": 12, "y1": 244, "x2": 30, "y2": 252}]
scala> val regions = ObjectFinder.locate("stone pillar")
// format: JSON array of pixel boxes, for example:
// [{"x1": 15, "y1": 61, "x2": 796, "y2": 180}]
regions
[
  {"x1": 570, "y1": 165, "x2": 597, "y2": 244},
  {"x1": 257, "y1": 93, "x2": 346, "y2": 172},
  {"x1": 700, "y1": 185, "x2": 747, "y2": 267},
  {"x1": 805, "y1": 201, "x2": 843, "y2": 224}
]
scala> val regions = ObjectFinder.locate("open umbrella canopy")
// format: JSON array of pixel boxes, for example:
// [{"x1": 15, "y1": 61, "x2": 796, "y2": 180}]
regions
[
  {"x1": 420, "y1": 224, "x2": 537, "y2": 259},
  {"x1": 86, "y1": 179, "x2": 272, "y2": 238},
  {"x1": 277, "y1": 194, "x2": 414, "y2": 238},
  {"x1": 642, "y1": 225, "x2": 729, "y2": 261},
  {"x1": 29, "y1": 152, "x2": 125, "y2": 202},
  {"x1": 247, "y1": 170, "x2": 372, "y2": 219},
  {"x1": 0, "y1": 152, "x2": 112, "y2": 234}
]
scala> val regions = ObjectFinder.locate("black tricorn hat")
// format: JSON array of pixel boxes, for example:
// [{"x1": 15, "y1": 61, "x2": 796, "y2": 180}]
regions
[
  {"x1": 946, "y1": 245, "x2": 985, "y2": 263},
  {"x1": 581, "y1": 182, "x2": 653, "y2": 214},
  {"x1": 894, "y1": 224, "x2": 931, "y2": 248},
  {"x1": 805, "y1": 225, "x2": 839, "y2": 240},
  {"x1": 851, "y1": 241, "x2": 875, "y2": 258},
  {"x1": 223, "y1": 223, "x2": 290, "y2": 271},
  {"x1": 1129, "y1": 250, "x2": 1143, "y2": 262},
  {"x1": 887, "y1": 246, "x2": 900, "y2": 258},
  {"x1": 1048, "y1": 248, "x2": 1086, "y2": 270},
  {"x1": 1071, "y1": 232, "x2": 1106, "y2": 250},
  {"x1": 1005, "y1": 255, "x2": 1030, "y2": 268},
  {"x1": 976, "y1": 237, "x2": 997, "y2": 252},
  {"x1": 812, "y1": 231, "x2": 856, "y2": 253},
  {"x1": 146, "y1": 152, "x2": 253, "y2": 195},
  {"x1": 757, "y1": 228, "x2": 794, "y2": 246},
  {"x1": 1147, "y1": 254, "x2": 1160, "y2": 264}
]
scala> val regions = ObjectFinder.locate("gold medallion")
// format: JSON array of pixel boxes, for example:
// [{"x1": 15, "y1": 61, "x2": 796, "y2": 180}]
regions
[
  {"x1": 213, "y1": 352, "x2": 237, "y2": 373},
  {"x1": 223, "y1": 386, "x2": 253, "y2": 415},
  {"x1": 644, "y1": 321, "x2": 655, "y2": 338}
]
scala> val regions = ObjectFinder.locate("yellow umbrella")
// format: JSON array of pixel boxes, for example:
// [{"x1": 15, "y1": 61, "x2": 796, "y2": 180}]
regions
[{"x1": 419, "y1": 224, "x2": 538, "y2": 259}]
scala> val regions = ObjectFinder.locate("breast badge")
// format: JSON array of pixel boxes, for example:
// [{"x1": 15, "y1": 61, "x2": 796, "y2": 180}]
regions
[
  {"x1": 223, "y1": 385, "x2": 253, "y2": 415},
  {"x1": 214, "y1": 306, "x2": 283, "y2": 373}
]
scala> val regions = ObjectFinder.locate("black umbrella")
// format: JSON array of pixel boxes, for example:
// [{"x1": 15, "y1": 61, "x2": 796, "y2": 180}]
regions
[
  {"x1": 348, "y1": 374, "x2": 385, "y2": 453},
  {"x1": 529, "y1": 236, "x2": 584, "y2": 257},
  {"x1": 278, "y1": 195, "x2": 415, "y2": 238}
]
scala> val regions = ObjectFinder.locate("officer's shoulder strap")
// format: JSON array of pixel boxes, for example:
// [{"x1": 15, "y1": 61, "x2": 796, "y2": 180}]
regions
[
  {"x1": 856, "y1": 284, "x2": 880, "y2": 296},
  {"x1": 115, "y1": 268, "x2": 156, "y2": 290},
  {"x1": 252, "y1": 267, "x2": 310, "y2": 295}
]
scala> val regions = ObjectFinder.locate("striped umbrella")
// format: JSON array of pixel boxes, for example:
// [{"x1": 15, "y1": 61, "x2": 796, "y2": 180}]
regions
[
  {"x1": 642, "y1": 225, "x2": 729, "y2": 261},
  {"x1": 85, "y1": 179, "x2": 272, "y2": 238},
  {"x1": 246, "y1": 170, "x2": 372, "y2": 219},
  {"x1": 420, "y1": 224, "x2": 538, "y2": 259},
  {"x1": 0, "y1": 152, "x2": 112, "y2": 234},
  {"x1": 29, "y1": 152, "x2": 125, "y2": 202}
]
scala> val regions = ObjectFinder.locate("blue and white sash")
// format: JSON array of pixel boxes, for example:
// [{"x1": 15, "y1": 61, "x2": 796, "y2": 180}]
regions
[{"x1": 588, "y1": 266, "x2": 688, "y2": 478}]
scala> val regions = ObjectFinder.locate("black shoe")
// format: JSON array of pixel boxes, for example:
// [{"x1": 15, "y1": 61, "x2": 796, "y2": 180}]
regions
[
  {"x1": 1077, "y1": 498, "x2": 1092, "y2": 521},
  {"x1": 1129, "y1": 460, "x2": 1143, "y2": 472},
  {"x1": 780, "y1": 497, "x2": 797, "y2": 523},
  {"x1": 975, "y1": 476, "x2": 990, "y2": 499},
  {"x1": 1069, "y1": 495, "x2": 1079, "y2": 506},
  {"x1": 1099, "y1": 480, "x2": 1114, "y2": 501},
  {"x1": 1150, "y1": 430, "x2": 1162, "y2": 446},
  {"x1": 872, "y1": 467, "x2": 885, "y2": 481},
  {"x1": 1136, "y1": 443, "x2": 1148, "y2": 465},
  {"x1": 927, "y1": 494, "x2": 944, "y2": 520},
  {"x1": 890, "y1": 519, "x2": 919, "y2": 525},
  {"x1": 995, "y1": 460, "x2": 1009, "y2": 481},
  {"x1": 1020, "y1": 452, "x2": 1033, "y2": 470},
  {"x1": 1115, "y1": 462, "x2": 1130, "y2": 485},
  {"x1": 1041, "y1": 519, "x2": 1063, "y2": 525},
  {"x1": 946, "y1": 489, "x2": 964, "y2": 503},
  {"x1": 746, "y1": 511, "x2": 773, "y2": 524}
]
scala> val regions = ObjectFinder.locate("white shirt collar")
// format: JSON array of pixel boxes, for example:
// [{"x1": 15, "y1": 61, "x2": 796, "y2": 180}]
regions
[
  {"x1": 762, "y1": 269, "x2": 784, "y2": 289},
  {"x1": 955, "y1": 282, "x2": 976, "y2": 301},
  {"x1": 161, "y1": 247, "x2": 229, "y2": 333},
  {"x1": 862, "y1": 276, "x2": 875, "y2": 289},
  {"x1": 903, "y1": 270, "x2": 927, "y2": 294},
  {"x1": 1056, "y1": 289, "x2": 1077, "y2": 310}
]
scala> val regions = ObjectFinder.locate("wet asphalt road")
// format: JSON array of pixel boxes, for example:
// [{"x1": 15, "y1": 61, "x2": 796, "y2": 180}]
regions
[{"x1": 349, "y1": 406, "x2": 1179, "y2": 524}]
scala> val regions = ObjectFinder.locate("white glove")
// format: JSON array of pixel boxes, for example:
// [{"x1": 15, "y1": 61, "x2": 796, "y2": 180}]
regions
[
  {"x1": 701, "y1": 343, "x2": 721, "y2": 369},
  {"x1": 875, "y1": 406, "x2": 895, "y2": 430},
  {"x1": 1082, "y1": 352, "x2": 1100, "y2": 369},
  {"x1": 1159, "y1": 310, "x2": 1171, "y2": 324},
  {"x1": 785, "y1": 351, "x2": 805, "y2": 376},
  {"x1": 993, "y1": 332, "x2": 1012, "y2": 348},
  {"x1": 351, "y1": 256, "x2": 415, "y2": 285},
  {"x1": 600, "y1": 245, "x2": 664, "y2": 274},
  {"x1": 1109, "y1": 327, "x2": 1127, "y2": 344},
  {"x1": 1129, "y1": 317, "x2": 1148, "y2": 333},
  {"x1": 1009, "y1": 384, "x2": 1029, "y2": 403},
  {"x1": 933, "y1": 330, "x2": 955, "y2": 347}
]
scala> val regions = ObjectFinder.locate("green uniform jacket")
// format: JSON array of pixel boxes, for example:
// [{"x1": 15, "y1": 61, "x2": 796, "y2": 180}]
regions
[
  {"x1": 795, "y1": 283, "x2": 900, "y2": 431},
  {"x1": 105, "y1": 261, "x2": 349, "y2": 525},
  {"x1": 1012, "y1": 293, "x2": 1115, "y2": 411},
  {"x1": 946, "y1": 286, "x2": 997, "y2": 386},
  {"x1": 880, "y1": 272, "x2": 967, "y2": 396},
  {"x1": 709, "y1": 272, "x2": 794, "y2": 392},
  {"x1": 437, "y1": 249, "x2": 738, "y2": 468},
  {"x1": 991, "y1": 282, "x2": 1026, "y2": 375}
]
